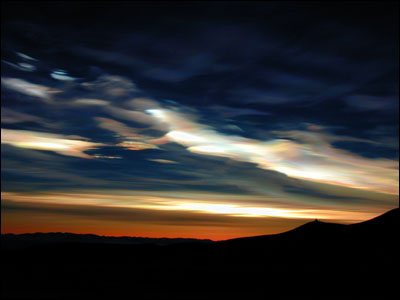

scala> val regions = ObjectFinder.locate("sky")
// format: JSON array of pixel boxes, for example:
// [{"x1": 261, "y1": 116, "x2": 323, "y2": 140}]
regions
[{"x1": 1, "y1": 2, "x2": 399, "y2": 240}]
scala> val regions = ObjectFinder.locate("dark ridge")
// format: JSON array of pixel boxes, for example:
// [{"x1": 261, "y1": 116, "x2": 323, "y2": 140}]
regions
[
  {"x1": 1, "y1": 232, "x2": 214, "y2": 249},
  {"x1": 351, "y1": 206, "x2": 399, "y2": 226},
  {"x1": 2, "y1": 208, "x2": 398, "y2": 299},
  {"x1": 221, "y1": 207, "x2": 399, "y2": 244}
]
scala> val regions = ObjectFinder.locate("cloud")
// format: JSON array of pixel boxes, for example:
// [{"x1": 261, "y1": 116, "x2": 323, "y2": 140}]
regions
[
  {"x1": 92, "y1": 154, "x2": 122, "y2": 159},
  {"x1": 50, "y1": 70, "x2": 77, "y2": 81},
  {"x1": 95, "y1": 117, "x2": 143, "y2": 139},
  {"x1": 208, "y1": 105, "x2": 271, "y2": 118},
  {"x1": 1, "y1": 128, "x2": 104, "y2": 159},
  {"x1": 116, "y1": 141, "x2": 158, "y2": 151},
  {"x1": 1, "y1": 107, "x2": 44, "y2": 124},
  {"x1": 106, "y1": 106, "x2": 158, "y2": 126},
  {"x1": 229, "y1": 88, "x2": 305, "y2": 105},
  {"x1": 126, "y1": 98, "x2": 161, "y2": 110},
  {"x1": 81, "y1": 75, "x2": 138, "y2": 97},
  {"x1": 148, "y1": 159, "x2": 178, "y2": 164},
  {"x1": 95, "y1": 117, "x2": 159, "y2": 151},
  {"x1": 344, "y1": 95, "x2": 397, "y2": 111},
  {"x1": 1, "y1": 77, "x2": 60, "y2": 102},
  {"x1": 16, "y1": 52, "x2": 38, "y2": 61},
  {"x1": 73, "y1": 98, "x2": 110, "y2": 106},
  {"x1": 1, "y1": 190, "x2": 383, "y2": 222},
  {"x1": 2, "y1": 60, "x2": 36, "y2": 72},
  {"x1": 146, "y1": 109, "x2": 399, "y2": 194}
]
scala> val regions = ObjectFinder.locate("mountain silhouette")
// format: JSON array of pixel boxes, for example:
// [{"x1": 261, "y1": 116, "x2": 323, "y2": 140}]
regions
[
  {"x1": 218, "y1": 208, "x2": 399, "y2": 273},
  {"x1": 2, "y1": 208, "x2": 398, "y2": 299},
  {"x1": 1, "y1": 232, "x2": 213, "y2": 249},
  {"x1": 220, "y1": 208, "x2": 398, "y2": 248}
]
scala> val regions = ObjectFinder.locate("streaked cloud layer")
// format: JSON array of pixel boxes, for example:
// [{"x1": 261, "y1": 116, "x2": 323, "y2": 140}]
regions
[
  {"x1": 1, "y1": 128, "x2": 104, "y2": 159},
  {"x1": 146, "y1": 108, "x2": 398, "y2": 194},
  {"x1": 3, "y1": 190, "x2": 384, "y2": 221},
  {"x1": 1, "y1": 77, "x2": 60, "y2": 102}
]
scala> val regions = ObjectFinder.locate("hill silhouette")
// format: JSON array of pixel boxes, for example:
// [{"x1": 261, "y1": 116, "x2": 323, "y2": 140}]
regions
[
  {"x1": 221, "y1": 208, "x2": 398, "y2": 247},
  {"x1": 2, "y1": 208, "x2": 398, "y2": 299},
  {"x1": 1, "y1": 232, "x2": 213, "y2": 249}
]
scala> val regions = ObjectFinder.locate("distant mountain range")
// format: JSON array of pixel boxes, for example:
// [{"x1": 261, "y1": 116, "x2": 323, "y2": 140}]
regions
[
  {"x1": 1, "y1": 232, "x2": 213, "y2": 248},
  {"x1": 2, "y1": 208, "x2": 398, "y2": 299}
]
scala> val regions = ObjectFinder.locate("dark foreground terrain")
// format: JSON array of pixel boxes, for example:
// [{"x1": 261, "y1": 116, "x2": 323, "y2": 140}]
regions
[{"x1": 2, "y1": 208, "x2": 399, "y2": 299}]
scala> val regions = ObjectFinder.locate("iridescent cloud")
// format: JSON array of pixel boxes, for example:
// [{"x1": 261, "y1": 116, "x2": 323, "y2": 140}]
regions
[
  {"x1": 95, "y1": 117, "x2": 158, "y2": 150},
  {"x1": 1, "y1": 107, "x2": 44, "y2": 124},
  {"x1": 146, "y1": 108, "x2": 398, "y2": 194},
  {"x1": 16, "y1": 52, "x2": 38, "y2": 61},
  {"x1": 1, "y1": 77, "x2": 61, "y2": 102},
  {"x1": 73, "y1": 98, "x2": 110, "y2": 106},
  {"x1": 147, "y1": 159, "x2": 178, "y2": 164},
  {"x1": 81, "y1": 75, "x2": 138, "y2": 97},
  {"x1": 1, "y1": 190, "x2": 382, "y2": 222},
  {"x1": 1, "y1": 128, "x2": 104, "y2": 159},
  {"x1": 50, "y1": 70, "x2": 77, "y2": 81}
]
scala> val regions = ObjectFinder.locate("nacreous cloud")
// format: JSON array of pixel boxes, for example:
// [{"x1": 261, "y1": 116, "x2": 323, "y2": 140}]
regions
[
  {"x1": 1, "y1": 190, "x2": 380, "y2": 222},
  {"x1": 1, "y1": 77, "x2": 61, "y2": 102},
  {"x1": 73, "y1": 98, "x2": 110, "y2": 106},
  {"x1": 1, "y1": 107, "x2": 44, "y2": 124},
  {"x1": 1, "y1": 128, "x2": 104, "y2": 159},
  {"x1": 81, "y1": 75, "x2": 137, "y2": 97},
  {"x1": 146, "y1": 109, "x2": 398, "y2": 195},
  {"x1": 95, "y1": 117, "x2": 158, "y2": 150}
]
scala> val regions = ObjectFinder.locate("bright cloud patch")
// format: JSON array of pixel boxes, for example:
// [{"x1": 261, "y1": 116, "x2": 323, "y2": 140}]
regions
[
  {"x1": 1, "y1": 77, "x2": 61, "y2": 102},
  {"x1": 148, "y1": 159, "x2": 178, "y2": 164},
  {"x1": 1, "y1": 128, "x2": 104, "y2": 159},
  {"x1": 1, "y1": 190, "x2": 381, "y2": 222},
  {"x1": 147, "y1": 109, "x2": 399, "y2": 195}
]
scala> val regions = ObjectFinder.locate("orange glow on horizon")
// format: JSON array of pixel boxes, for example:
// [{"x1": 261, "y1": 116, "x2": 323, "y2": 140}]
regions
[
  {"x1": 2, "y1": 218, "x2": 291, "y2": 241},
  {"x1": 2, "y1": 190, "x2": 394, "y2": 241}
]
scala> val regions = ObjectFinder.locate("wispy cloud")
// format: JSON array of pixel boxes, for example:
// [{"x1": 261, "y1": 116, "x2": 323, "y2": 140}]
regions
[
  {"x1": 1, "y1": 128, "x2": 104, "y2": 159},
  {"x1": 16, "y1": 52, "x2": 38, "y2": 61},
  {"x1": 1, "y1": 77, "x2": 60, "y2": 102},
  {"x1": 2, "y1": 60, "x2": 37, "y2": 72},
  {"x1": 208, "y1": 105, "x2": 271, "y2": 118},
  {"x1": 73, "y1": 98, "x2": 110, "y2": 106},
  {"x1": 126, "y1": 98, "x2": 161, "y2": 110},
  {"x1": 146, "y1": 108, "x2": 399, "y2": 194},
  {"x1": 344, "y1": 95, "x2": 398, "y2": 111},
  {"x1": 148, "y1": 159, "x2": 178, "y2": 164},
  {"x1": 116, "y1": 141, "x2": 158, "y2": 151},
  {"x1": 95, "y1": 117, "x2": 158, "y2": 150},
  {"x1": 1, "y1": 107, "x2": 44, "y2": 124},
  {"x1": 1, "y1": 190, "x2": 382, "y2": 222},
  {"x1": 105, "y1": 106, "x2": 159, "y2": 126},
  {"x1": 81, "y1": 75, "x2": 138, "y2": 97},
  {"x1": 50, "y1": 70, "x2": 77, "y2": 81}
]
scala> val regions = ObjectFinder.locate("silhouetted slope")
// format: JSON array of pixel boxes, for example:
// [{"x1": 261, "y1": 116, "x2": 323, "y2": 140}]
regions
[
  {"x1": 221, "y1": 208, "x2": 399, "y2": 245},
  {"x1": 349, "y1": 207, "x2": 399, "y2": 233},
  {"x1": 357, "y1": 207, "x2": 398, "y2": 224},
  {"x1": 215, "y1": 208, "x2": 399, "y2": 282},
  {"x1": 220, "y1": 219, "x2": 346, "y2": 246}
]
